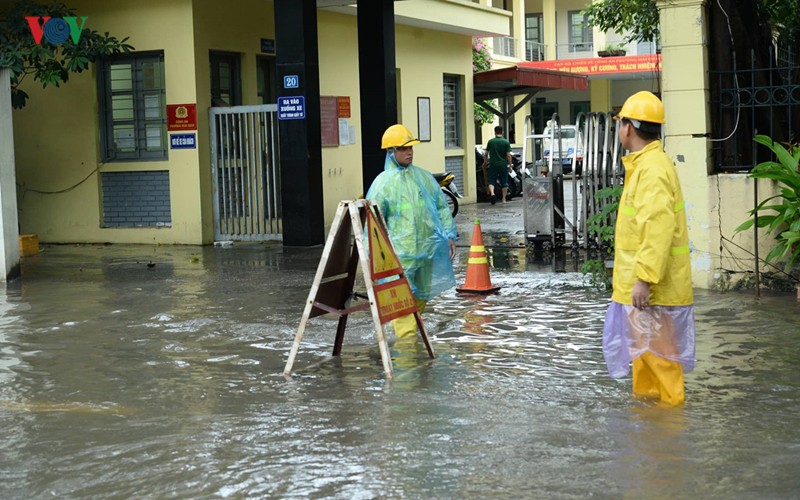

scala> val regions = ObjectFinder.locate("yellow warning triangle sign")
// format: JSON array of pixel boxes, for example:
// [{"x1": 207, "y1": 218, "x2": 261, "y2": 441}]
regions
[{"x1": 367, "y1": 208, "x2": 403, "y2": 280}]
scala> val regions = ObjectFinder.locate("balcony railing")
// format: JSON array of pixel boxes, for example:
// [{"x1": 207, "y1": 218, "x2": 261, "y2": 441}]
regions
[
  {"x1": 634, "y1": 41, "x2": 659, "y2": 55},
  {"x1": 492, "y1": 36, "x2": 517, "y2": 58},
  {"x1": 525, "y1": 41, "x2": 546, "y2": 61},
  {"x1": 555, "y1": 42, "x2": 595, "y2": 60}
]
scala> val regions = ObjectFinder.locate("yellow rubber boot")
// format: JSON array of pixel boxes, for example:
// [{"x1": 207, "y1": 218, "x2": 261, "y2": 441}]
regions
[
  {"x1": 390, "y1": 299, "x2": 427, "y2": 339},
  {"x1": 632, "y1": 351, "x2": 685, "y2": 405}
]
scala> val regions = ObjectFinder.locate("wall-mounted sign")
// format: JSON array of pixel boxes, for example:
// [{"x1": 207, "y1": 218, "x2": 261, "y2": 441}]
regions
[
  {"x1": 283, "y1": 75, "x2": 299, "y2": 89},
  {"x1": 260, "y1": 38, "x2": 275, "y2": 54},
  {"x1": 278, "y1": 96, "x2": 305, "y2": 120},
  {"x1": 337, "y1": 96, "x2": 351, "y2": 118},
  {"x1": 338, "y1": 118, "x2": 350, "y2": 145},
  {"x1": 320, "y1": 96, "x2": 339, "y2": 146},
  {"x1": 417, "y1": 97, "x2": 431, "y2": 142},
  {"x1": 170, "y1": 133, "x2": 197, "y2": 149},
  {"x1": 166, "y1": 104, "x2": 197, "y2": 131}
]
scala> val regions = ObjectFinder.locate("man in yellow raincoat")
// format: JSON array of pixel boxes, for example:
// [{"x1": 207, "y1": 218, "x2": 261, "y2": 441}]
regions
[
  {"x1": 603, "y1": 91, "x2": 696, "y2": 405},
  {"x1": 366, "y1": 124, "x2": 458, "y2": 339}
]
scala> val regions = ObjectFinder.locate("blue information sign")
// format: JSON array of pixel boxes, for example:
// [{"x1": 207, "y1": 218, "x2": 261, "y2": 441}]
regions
[
  {"x1": 278, "y1": 96, "x2": 305, "y2": 120},
  {"x1": 170, "y1": 133, "x2": 197, "y2": 149},
  {"x1": 283, "y1": 75, "x2": 299, "y2": 89}
]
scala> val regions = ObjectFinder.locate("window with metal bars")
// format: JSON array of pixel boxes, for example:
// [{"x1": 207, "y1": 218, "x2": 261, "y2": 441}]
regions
[
  {"x1": 98, "y1": 51, "x2": 167, "y2": 161},
  {"x1": 526, "y1": 13, "x2": 542, "y2": 44},
  {"x1": 443, "y1": 75, "x2": 462, "y2": 148},
  {"x1": 210, "y1": 51, "x2": 242, "y2": 106},
  {"x1": 568, "y1": 11, "x2": 592, "y2": 52}
]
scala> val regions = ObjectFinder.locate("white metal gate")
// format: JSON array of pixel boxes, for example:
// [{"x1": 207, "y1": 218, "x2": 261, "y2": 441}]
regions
[
  {"x1": 210, "y1": 104, "x2": 281, "y2": 241},
  {"x1": 521, "y1": 112, "x2": 624, "y2": 248}
]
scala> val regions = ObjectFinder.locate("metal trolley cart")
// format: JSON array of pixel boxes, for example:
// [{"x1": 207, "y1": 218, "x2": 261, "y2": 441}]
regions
[
  {"x1": 521, "y1": 112, "x2": 625, "y2": 250},
  {"x1": 521, "y1": 114, "x2": 574, "y2": 249}
]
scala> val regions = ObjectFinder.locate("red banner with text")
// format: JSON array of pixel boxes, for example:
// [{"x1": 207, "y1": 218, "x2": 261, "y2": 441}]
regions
[{"x1": 521, "y1": 54, "x2": 662, "y2": 76}]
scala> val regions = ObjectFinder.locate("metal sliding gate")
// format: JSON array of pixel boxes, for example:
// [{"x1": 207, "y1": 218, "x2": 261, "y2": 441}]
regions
[
  {"x1": 210, "y1": 104, "x2": 282, "y2": 241},
  {"x1": 578, "y1": 112, "x2": 624, "y2": 248},
  {"x1": 521, "y1": 111, "x2": 623, "y2": 249}
]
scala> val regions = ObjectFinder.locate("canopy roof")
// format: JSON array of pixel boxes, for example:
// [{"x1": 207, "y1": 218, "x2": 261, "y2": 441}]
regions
[{"x1": 474, "y1": 66, "x2": 588, "y2": 102}]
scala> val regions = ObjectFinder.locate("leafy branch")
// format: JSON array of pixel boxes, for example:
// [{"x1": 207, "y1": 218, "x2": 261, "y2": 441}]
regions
[
  {"x1": 472, "y1": 38, "x2": 495, "y2": 125},
  {"x1": 0, "y1": 0, "x2": 134, "y2": 108},
  {"x1": 581, "y1": 185, "x2": 623, "y2": 290},
  {"x1": 735, "y1": 135, "x2": 800, "y2": 271},
  {"x1": 582, "y1": 0, "x2": 660, "y2": 44}
]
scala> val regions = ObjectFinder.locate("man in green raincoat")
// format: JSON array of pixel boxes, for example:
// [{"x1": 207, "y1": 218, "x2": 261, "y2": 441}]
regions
[{"x1": 366, "y1": 124, "x2": 458, "y2": 338}]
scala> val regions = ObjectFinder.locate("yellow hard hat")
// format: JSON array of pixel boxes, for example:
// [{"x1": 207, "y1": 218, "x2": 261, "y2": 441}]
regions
[
  {"x1": 381, "y1": 124, "x2": 421, "y2": 149},
  {"x1": 616, "y1": 91, "x2": 665, "y2": 124}
]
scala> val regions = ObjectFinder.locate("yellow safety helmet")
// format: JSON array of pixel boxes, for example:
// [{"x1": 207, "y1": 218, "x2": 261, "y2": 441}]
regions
[
  {"x1": 616, "y1": 91, "x2": 665, "y2": 124},
  {"x1": 381, "y1": 124, "x2": 421, "y2": 149}
]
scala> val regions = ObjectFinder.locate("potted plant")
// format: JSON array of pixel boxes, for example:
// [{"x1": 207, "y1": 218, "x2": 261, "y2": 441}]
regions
[
  {"x1": 598, "y1": 43, "x2": 626, "y2": 57},
  {"x1": 735, "y1": 135, "x2": 800, "y2": 291}
]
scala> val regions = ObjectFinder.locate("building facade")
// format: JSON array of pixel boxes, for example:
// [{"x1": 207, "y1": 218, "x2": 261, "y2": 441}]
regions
[
  {"x1": 471, "y1": 0, "x2": 660, "y2": 144},
  {"x1": 473, "y1": 0, "x2": 791, "y2": 290},
  {"x1": 6, "y1": 0, "x2": 792, "y2": 290},
  {"x1": 9, "y1": 0, "x2": 509, "y2": 245}
]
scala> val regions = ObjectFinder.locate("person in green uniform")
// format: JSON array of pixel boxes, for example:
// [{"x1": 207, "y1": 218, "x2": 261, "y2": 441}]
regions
[{"x1": 482, "y1": 126, "x2": 513, "y2": 204}]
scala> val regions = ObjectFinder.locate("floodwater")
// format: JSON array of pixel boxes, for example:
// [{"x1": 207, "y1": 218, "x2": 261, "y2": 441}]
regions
[{"x1": 1, "y1": 203, "x2": 799, "y2": 499}]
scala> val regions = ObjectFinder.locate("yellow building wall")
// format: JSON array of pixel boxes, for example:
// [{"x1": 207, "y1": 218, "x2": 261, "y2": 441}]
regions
[
  {"x1": 714, "y1": 175, "x2": 782, "y2": 288},
  {"x1": 396, "y1": 26, "x2": 475, "y2": 191},
  {"x1": 12, "y1": 0, "x2": 479, "y2": 244},
  {"x1": 12, "y1": 0, "x2": 203, "y2": 244},
  {"x1": 395, "y1": 24, "x2": 477, "y2": 206},
  {"x1": 589, "y1": 79, "x2": 612, "y2": 113},
  {"x1": 312, "y1": 12, "x2": 476, "y2": 229},
  {"x1": 192, "y1": 0, "x2": 276, "y2": 243},
  {"x1": 316, "y1": 11, "x2": 364, "y2": 226}
]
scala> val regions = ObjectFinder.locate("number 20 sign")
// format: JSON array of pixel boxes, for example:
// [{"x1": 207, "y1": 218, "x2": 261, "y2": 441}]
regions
[{"x1": 283, "y1": 75, "x2": 299, "y2": 89}]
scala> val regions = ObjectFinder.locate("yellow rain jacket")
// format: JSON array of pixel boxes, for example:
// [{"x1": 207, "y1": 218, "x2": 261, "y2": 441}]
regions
[{"x1": 611, "y1": 140, "x2": 693, "y2": 306}]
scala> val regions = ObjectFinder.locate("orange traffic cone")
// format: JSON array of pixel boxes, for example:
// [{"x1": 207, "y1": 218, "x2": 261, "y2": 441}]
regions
[{"x1": 456, "y1": 219, "x2": 500, "y2": 295}]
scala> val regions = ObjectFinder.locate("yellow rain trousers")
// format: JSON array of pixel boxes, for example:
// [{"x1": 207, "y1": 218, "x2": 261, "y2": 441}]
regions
[
  {"x1": 633, "y1": 352, "x2": 685, "y2": 406},
  {"x1": 392, "y1": 299, "x2": 427, "y2": 338},
  {"x1": 607, "y1": 140, "x2": 695, "y2": 406}
]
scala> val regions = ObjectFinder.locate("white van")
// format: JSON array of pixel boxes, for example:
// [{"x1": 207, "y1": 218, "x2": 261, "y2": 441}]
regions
[{"x1": 542, "y1": 124, "x2": 583, "y2": 176}]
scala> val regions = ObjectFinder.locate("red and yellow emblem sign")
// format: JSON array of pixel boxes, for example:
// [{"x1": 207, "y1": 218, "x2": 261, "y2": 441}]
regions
[{"x1": 167, "y1": 103, "x2": 198, "y2": 131}]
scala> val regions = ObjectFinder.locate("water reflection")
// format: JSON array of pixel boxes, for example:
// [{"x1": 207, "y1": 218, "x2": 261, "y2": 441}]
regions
[
  {"x1": 0, "y1": 244, "x2": 798, "y2": 498},
  {"x1": 607, "y1": 404, "x2": 691, "y2": 495}
]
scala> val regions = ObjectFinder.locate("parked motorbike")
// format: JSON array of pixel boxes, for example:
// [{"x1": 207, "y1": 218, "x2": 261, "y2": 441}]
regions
[
  {"x1": 509, "y1": 152, "x2": 535, "y2": 197},
  {"x1": 474, "y1": 146, "x2": 533, "y2": 202},
  {"x1": 434, "y1": 172, "x2": 462, "y2": 217},
  {"x1": 475, "y1": 146, "x2": 492, "y2": 202}
]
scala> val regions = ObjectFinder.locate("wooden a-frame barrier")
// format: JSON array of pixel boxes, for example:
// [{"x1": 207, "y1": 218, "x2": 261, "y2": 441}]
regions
[{"x1": 283, "y1": 200, "x2": 434, "y2": 379}]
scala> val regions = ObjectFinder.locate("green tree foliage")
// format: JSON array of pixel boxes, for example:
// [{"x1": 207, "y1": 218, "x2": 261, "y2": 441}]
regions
[
  {"x1": 582, "y1": 0, "x2": 660, "y2": 44},
  {"x1": 0, "y1": 1, "x2": 133, "y2": 108},
  {"x1": 584, "y1": 0, "x2": 799, "y2": 47},
  {"x1": 762, "y1": 0, "x2": 800, "y2": 44},
  {"x1": 472, "y1": 38, "x2": 495, "y2": 125}
]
